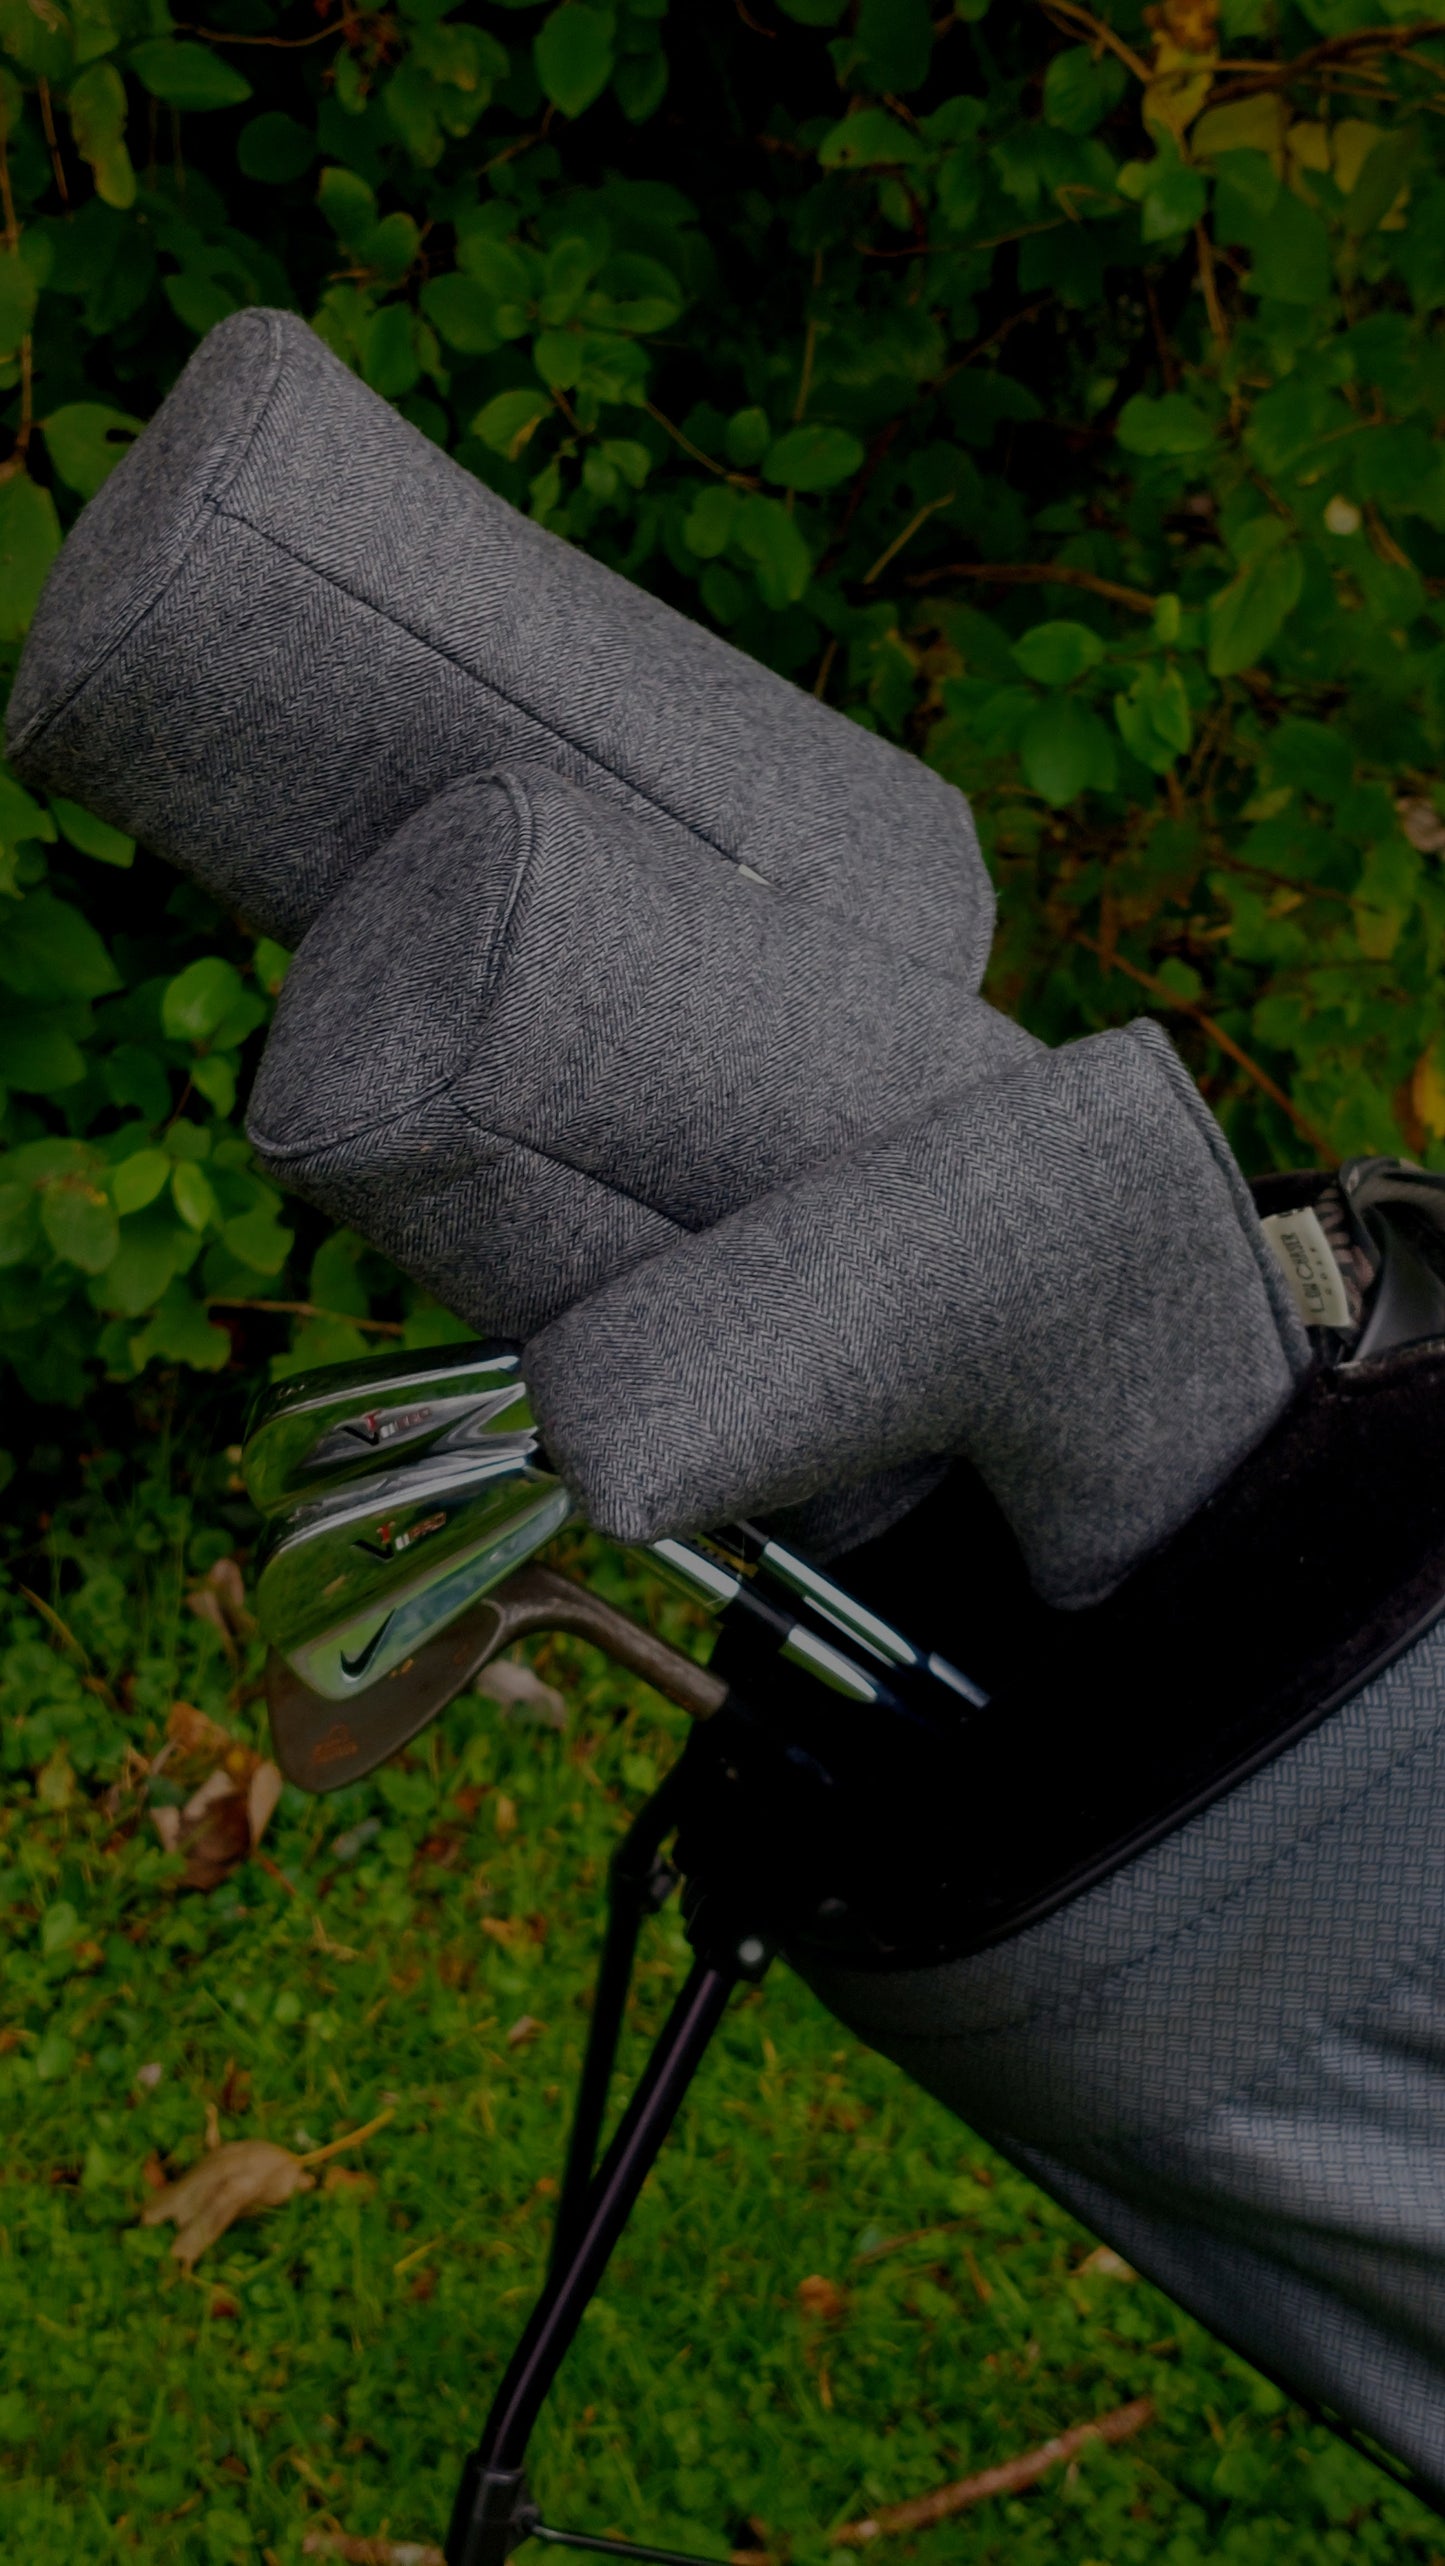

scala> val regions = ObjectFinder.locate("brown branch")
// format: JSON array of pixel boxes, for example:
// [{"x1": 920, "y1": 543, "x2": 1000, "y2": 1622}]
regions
[
  {"x1": 1195, "y1": 221, "x2": 1226, "y2": 346},
  {"x1": 832, "y1": 2395, "x2": 1156, "y2": 2545},
  {"x1": 793, "y1": 247, "x2": 823, "y2": 424},
  {"x1": 1070, "y1": 932, "x2": 1331, "y2": 1156},
  {"x1": 1037, "y1": 0, "x2": 1152, "y2": 84},
  {"x1": 0, "y1": 97, "x2": 20, "y2": 250},
  {"x1": 906, "y1": 560, "x2": 1156, "y2": 614},
  {"x1": 1209, "y1": 18, "x2": 1445, "y2": 100},
  {"x1": 643, "y1": 401, "x2": 753, "y2": 486},
  {"x1": 36, "y1": 80, "x2": 69, "y2": 207},
  {"x1": 863, "y1": 492, "x2": 954, "y2": 586},
  {"x1": 205, "y1": 1298, "x2": 406, "y2": 1337},
  {"x1": 176, "y1": 14, "x2": 353, "y2": 43}
]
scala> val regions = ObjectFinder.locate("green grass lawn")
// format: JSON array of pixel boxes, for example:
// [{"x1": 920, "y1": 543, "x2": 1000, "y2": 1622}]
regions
[{"x1": 3, "y1": 1450, "x2": 1444, "y2": 2566}]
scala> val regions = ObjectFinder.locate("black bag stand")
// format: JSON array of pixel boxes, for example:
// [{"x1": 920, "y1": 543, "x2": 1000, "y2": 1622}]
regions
[{"x1": 446, "y1": 1764, "x2": 775, "y2": 2566}]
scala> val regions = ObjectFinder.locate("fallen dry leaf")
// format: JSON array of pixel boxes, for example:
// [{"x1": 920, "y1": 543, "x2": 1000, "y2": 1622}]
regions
[
  {"x1": 301, "y1": 2537, "x2": 444, "y2": 2564},
  {"x1": 506, "y1": 2015, "x2": 544, "y2": 2049},
  {"x1": 185, "y1": 1558, "x2": 258, "y2": 1663},
  {"x1": 141, "y1": 2140, "x2": 316, "y2": 2268},
  {"x1": 831, "y1": 2396, "x2": 1155, "y2": 2544},
  {"x1": 475, "y1": 1657, "x2": 567, "y2": 1731},
  {"x1": 1075, "y1": 2244, "x2": 1136, "y2": 2280},
  {"x1": 149, "y1": 1702, "x2": 282, "y2": 1891},
  {"x1": 323, "y1": 2166, "x2": 376, "y2": 2197},
  {"x1": 481, "y1": 1912, "x2": 546, "y2": 1956},
  {"x1": 798, "y1": 2274, "x2": 848, "y2": 2325},
  {"x1": 140, "y1": 2111, "x2": 393, "y2": 2266}
]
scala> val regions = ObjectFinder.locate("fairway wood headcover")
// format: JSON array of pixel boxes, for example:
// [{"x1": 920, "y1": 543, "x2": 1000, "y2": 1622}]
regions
[{"x1": 5, "y1": 306, "x2": 992, "y2": 977}]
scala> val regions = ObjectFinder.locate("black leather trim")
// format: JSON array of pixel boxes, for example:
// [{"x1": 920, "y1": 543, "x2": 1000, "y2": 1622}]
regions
[{"x1": 818, "y1": 1340, "x2": 1445, "y2": 1964}]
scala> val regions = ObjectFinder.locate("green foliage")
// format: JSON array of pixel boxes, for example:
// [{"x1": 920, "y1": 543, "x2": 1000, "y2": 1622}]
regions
[
  {"x1": 5, "y1": 0, "x2": 1445, "y2": 1432},
  {"x1": 2, "y1": 1467, "x2": 1444, "y2": 2561}
]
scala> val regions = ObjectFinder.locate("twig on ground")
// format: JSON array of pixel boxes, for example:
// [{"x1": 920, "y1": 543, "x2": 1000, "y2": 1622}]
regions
[
  {"x1": 302, "y1": 2540, "x2": 445, "y2": 2564},
  {"x1": 831, "y1": 2394, "x2": 1156, "y2": 2544}
]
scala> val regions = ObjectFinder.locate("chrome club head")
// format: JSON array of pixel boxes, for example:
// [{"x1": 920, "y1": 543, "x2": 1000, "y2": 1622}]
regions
[
  {"x1": 244, "y1": 1338, "x2": 532, "y2": 1516},
  {"x1": 246, "y1": 1340, "x2": 576, "y2": 1699}
]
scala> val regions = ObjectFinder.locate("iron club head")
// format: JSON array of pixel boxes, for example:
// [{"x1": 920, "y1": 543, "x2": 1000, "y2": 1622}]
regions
[
  {"x1": 246, "y1": 1338, "x2": 580, "y2": 1699},
  {"x1": 244, "y1": 1338, "x2": 533, "y2": 1515}
]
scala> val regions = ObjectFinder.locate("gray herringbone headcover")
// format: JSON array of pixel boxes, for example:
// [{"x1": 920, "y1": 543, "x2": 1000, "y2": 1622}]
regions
[{"x1": 6, "y1": 307, "x2": 992, "y2": 975}]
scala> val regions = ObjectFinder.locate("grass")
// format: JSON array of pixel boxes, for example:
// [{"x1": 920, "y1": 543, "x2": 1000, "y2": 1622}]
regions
[{"x1": 2, "y1": 1445, "x2": 1444, "y2": 2566}]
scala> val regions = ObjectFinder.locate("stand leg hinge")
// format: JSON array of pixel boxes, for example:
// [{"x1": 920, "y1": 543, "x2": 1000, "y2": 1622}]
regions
[{"x1": 446, "y1": 2461, "x2": 538, "y2": 2566}]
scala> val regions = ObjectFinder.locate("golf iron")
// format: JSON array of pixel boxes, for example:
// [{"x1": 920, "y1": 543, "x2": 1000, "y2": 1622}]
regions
[{"x1": 242, "y1": 1343, "x2": 995, "y2": 2566}]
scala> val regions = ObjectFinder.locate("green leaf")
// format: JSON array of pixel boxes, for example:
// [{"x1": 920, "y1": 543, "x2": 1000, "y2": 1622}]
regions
[
  {"x1": 0, "y1": 773, "x2": 55, "y2": 851},
  {"x1": 1207, "y1": 532, "x2": 1304, "y2": 676},
  {"x1": 0, "y1": 1018, "x2": 86, "y2": 1091},
  {"x1": 1116, "y1": 393, "x2": 1216, "y2": 457},
  {"x1": 472, "y1": 386, "x2": 554, "y2": 457},
  {"x1": 421, "y1": 273, "x2": 502, "y2": 354},
  {"x1": 171, "y1": 1161, "x2": 219, "y2": 1232},
  {"x1": 1343, "y1": 123, "x2": 1421, "y2": 240},
  {"x1": 0, "y1": 891, "x2": 119, "y2": 1000},
  {"x1": 1114, "y1": 661, "x2": 1193, "y2": 772},
  {"x1": 1043, "y1": 44, "x2": 1126, "y2": 137},
  {"x1": 535, "y1": 4, "x2": 615, "y2": 118},
  {"x1": 50, "y1": 795, "x2": 135, "y2": 866},
  {"x1": 252, "y1": 938, "x2": 292, "y2": 996},
  {"x1": 1020, "y1": 698, "x2": 1118, "y2": 805},
  {"x1": 600, "y1": 438, "x2": 650, "y2": 488},
  {"x1": 41, "y1": 402, "x2": 143, "y2": 499},
  {"x1": 67, "y1": 62, "x2": 136, "y2": 210},
  {"x1": 734, "y1": 493, "x2": 812, "y2": 606},
  {"x1": 96, "y1": 1212, "x2": 189, "y2": 1318},
  {"x1": 129, "y1": 1281, "x2": 231, "y2": 1373},
  {"x1": 1140, "y1": 161, "x2": 1207, "y2": 243},
  {"x1": 725, "y1": 406, "x2": 771, "y2": 467},
  {"x1": 363, "y1": 303, "x2": 420, "y2": 399},
  {"x1": 222, "y1": 1205, "x2": 292, "y2": 1275},
  {"x1": 854, "y1": 0, "x2": 934, "y2": 95},
  {"x1": 614, "y1": 48, "x2": 667, "y2": 123},
  {"x1": 683, "y1": 484, "x2": 739, "y2": 559},
  {"x1": 1265, "y1": 718, "x2": 1354, "y2": 802},
  {"x1": 818, "y1": 108, "x2": 929, "y2": 170},
  {"x1": 42, "y1": 1175, "x2": 120, "y2": 1275},
  {"x1": 0, "y1": 1180, "x2": 39, "y2": 1266},
  {"x1": 318, "y1": 165, "x2": 378, "y2": 247},
  {"x1": 109, "y1": 1147, "x2": 171, "y2": 1216},
  {"x1": 161, "y1": 957, "x2": 245, "y2": 1045},
  {"x1": 237, "y1": 110, "x2": 315, "y2": 184},
  {"x1": 762, "y1": 423, "x2": 865, "y2": 492},
  {"x1": 190, "y1": 1054, "x2": 236, "y2": 1116},
  {"x1": 1245, "y1": 190, "x2": 1331, "y2": 305},
  {"x1": 0, "y1": 473, "x2": 61, "y2": 645},
  {"x1": 1013, "y1": 620, "x2": 1106, "y2": 686},
  {"x1": 128, "y1": 39, "x2": 253, "y2": 111}
]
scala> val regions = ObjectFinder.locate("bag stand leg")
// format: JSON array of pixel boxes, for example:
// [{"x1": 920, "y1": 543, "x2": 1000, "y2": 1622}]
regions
[{"x1": 446, "y1": 1777, "x2": 773, "y2": 2566}]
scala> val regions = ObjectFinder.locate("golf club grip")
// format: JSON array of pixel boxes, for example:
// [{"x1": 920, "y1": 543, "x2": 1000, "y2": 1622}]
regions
[{"x1": 485, "y1": 1567, "x2": 728, "y2": 1723}]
